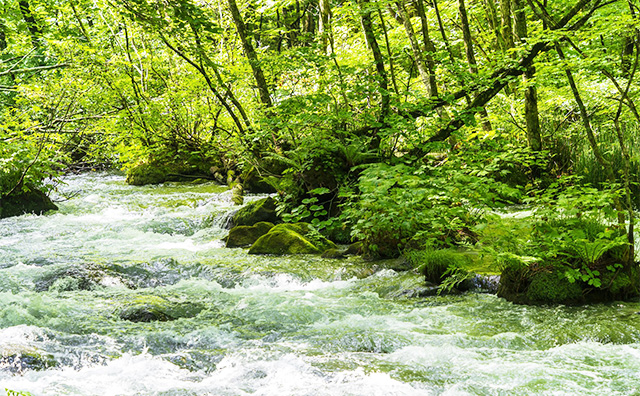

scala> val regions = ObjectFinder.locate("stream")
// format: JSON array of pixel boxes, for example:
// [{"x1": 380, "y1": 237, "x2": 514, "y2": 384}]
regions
[{"x1": 2, "y1": 173, "x2": 640, "y2": 395}]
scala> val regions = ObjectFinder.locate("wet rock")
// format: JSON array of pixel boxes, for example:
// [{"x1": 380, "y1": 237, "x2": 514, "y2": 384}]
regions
[
  {"x1": 321, "y1": 248, "x2": 347, "y2": 259},
  {"x1": 240, "y1": 167, "x2": 277, "y2": 193},
  {"x1": 248, "y1": 228, "x2": 321, "y2": 255},
  {"x1": 117, "y1": 296, "x2": 204, "y2": 322},
  {"x1": 232, "y1": 197, "x2": 279, "y2": 226},
  {"x1": 225, "y1": 222, "x2": 274, "y2": 248},
  {"x1": 231, "y1": 183, "x2": 244, "y2": 206},
  {"x1": 248, "y1": 223, "x2": 337, "y2": 255},
  {"x1": 0, "y1": 346, "x2": 57, "y2": 374},
  {"x1": 34, "y1": 264, "x2": 131, "y2": 292},
  {"x1": 35, "y1": 266, "x2": 98, "y2": 292},
  {"x1": 344, "y1": 241, "x2": 363, "y2": 256},
  {"x1": 126, "y1": 161, "x2": 216, "y2": 186},
  {"x1": 0, "y1": 189, "x2": 58, "y2": 219}
]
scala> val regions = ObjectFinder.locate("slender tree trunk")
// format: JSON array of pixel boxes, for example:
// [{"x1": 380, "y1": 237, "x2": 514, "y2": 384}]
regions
[
  {"x1": 415, "y1": 0, "x2": 439, "y2": 97},
  {"x1": 359, "y1": 0, "x2": 390, "y2": 141},
  {"x1": 500, "y1": 0, "x2": 515, "y2": 50},
  {"x1": 227, "y1": 0, "x2": 273, "y2": 107},
  {"x1": 513, "y1": 0, "x2": 541, "y2": 151},
  {"x1": 458, "y1": 0, "x2": 492, "y2": 130},
  {"x1": 396, "y1": 1, "x2": 432, "y2": 94},
  {"x1": 378, "y1": 9, "x2": 399, "y2": 94},
  {"x1": 18, "y1": 0, "x2": 42, "y2": 49},
  {"x1": 318, "y1": 0, "x2": 332, "y2": 53},
  {"x1": 70, "y1": 0, "x2": 90, "y2": 42}
]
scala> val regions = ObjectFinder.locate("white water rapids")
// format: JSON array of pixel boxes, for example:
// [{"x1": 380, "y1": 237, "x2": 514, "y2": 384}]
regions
[{"x1": 1, "y1": 173, "x2": 640, "y2": 395}]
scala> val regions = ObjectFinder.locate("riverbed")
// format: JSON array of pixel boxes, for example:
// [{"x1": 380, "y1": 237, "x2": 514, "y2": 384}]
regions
[{"x1": 1, "y1": 173, "x2": 640, "y2": 395}]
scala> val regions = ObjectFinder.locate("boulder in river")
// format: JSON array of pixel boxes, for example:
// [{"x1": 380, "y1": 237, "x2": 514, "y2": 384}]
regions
[
  {"x1": 225, "y1": 222, "x2": 274, "y2": 248},
  {"x1": 0, "y1": 345, "x2": 57, "y2": 374},
  {"x1": 232, "y1": 197, "x2": 279, "y2": 226},
  {"x1": 248, "y1": 223, "x2": 337, "y2": 255},
  {"x1": 117, "y1": 296, "x2": 205, "y2": 322},
  {"x1": 0, "y1": 189, "x2": 58, "y2": 219}
]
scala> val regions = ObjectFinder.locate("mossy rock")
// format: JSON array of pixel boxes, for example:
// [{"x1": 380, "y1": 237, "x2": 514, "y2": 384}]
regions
[
  {"x1": 233, "y1": 197, "x2": 279, "y2": 226},
  {"x1": 321, "y1": 248, "x2": 346, "y2": 259},
  {"x1": 117, "y1": 296, "x2": 204, "y2": 322},
  {"x1": 248, "y1": 229, "x2": 321, "y2": 255},
  {"x1": 241, "y1": 167, "x2": 277, "y2": 193},
  {"x1": 1, "y1": 346, "x2": 57, "y2": 374},
  {"x1": 126, "y1": 161, "x2": 215, "y2": 186},
  {"x1": 526, "y1": 271, "x2": 583, "y2": 304},
  {"x1": 225, "y1": 222, "x2": 274, "y2": 248},
  {"x1": 345, "y1": 242, "x2": 363, "y2": 256},
  {"x1": 126, "y1": 162, "x2": 174, "y2": 186},
  {"x1": 0, "y1": 189, "x2": 58, "y2": 219},
  {"x1": 269, "y1": 223, "x2": 337, "y2": 251},
  {"x1": 248, "y1": 222, "x2": 337, "y2": 255}
]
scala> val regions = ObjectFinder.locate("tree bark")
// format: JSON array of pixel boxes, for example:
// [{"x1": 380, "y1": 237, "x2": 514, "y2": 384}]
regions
[
  {"x1": 18, "y1": 0, "x2": 42, "y2": 49},
  {"x1": 513, "y1": 0, "x2": 542, "y2": 151},
  {"x1": 458, "y1": 0, "x2": 492, "y2": 130},
  {"x1": 227, "y1": 0, "x2": 273, "y2": 107},
  {"x1": 359, "y1": 0, "x2": 390, "y2": 123}
]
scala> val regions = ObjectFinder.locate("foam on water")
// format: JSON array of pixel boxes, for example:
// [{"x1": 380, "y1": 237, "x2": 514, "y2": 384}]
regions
[{"x1": 3, "y1": 173, "x2": 640, "y2": 395}]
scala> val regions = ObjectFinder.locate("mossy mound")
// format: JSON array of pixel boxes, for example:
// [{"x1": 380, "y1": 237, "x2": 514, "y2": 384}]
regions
[
  {"x1": 126, "y1": 161, "x2": 216, "y2": 186},
  {"x1": 525, "y1": 271, "x2": 583, "y2": 303},
  {"x1": 117, "y1": 296, "x2": 204, "y2": 322},
  {"x1": 225, "y1": 222, "x2": 274, "y2": 248},
  {"x1": 497, "y1": 258, "x2": 640, "y2": 305},
  {"x1": 233, "y1": 197, "x2": 279, "y2": 226},
  {"x1": 248, "y1": 223, "x2": 337, "y2": 255},
  {"x1": 0, "y1": 189, "x2": 58, "y2": 219},
  {"x1": 241, "y1": 167, "x2": 277, "y2": 193}
]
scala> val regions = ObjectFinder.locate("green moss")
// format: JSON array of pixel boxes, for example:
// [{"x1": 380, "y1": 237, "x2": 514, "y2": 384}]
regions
[
  {"x1": 249, "y1": 229, "x2": 321, "y2": 255},
  {"x1": 321, "y1": 248, "x2": 346, "y2": 259},
  {"x1": 233, "y1": 197, "x2": 279, "y2": 226},
  {"x1": 225, "y1": 222, "x2": 274, "y2": 248},
  {"x1": 126, "y1": 162, "x2": 174, "y2": 185},
  {"x1": 0, "y1": 189, "x2": 58, "y2": 219},
  {"x1": 525, "y1": 271, "x2": 583, "y2": 304},
  {"x1": 270, "y1": 223, "x2": 337, "y2": 251}
]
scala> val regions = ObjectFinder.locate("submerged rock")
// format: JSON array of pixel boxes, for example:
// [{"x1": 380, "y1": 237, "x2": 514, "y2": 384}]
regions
[
  {"x1": 126, "y1": 161, "x2": 216, "y2": 186},
  {"x1": 34, "y1": 264, "x2": 131, "y2": 292},
  {"x1": 0, "y1": 189, "x2": 58, "y2": 219},
  {"x1": 117, "y1": 296, "x2": 204, "y2": 322},
  {"x1": 0, "y1": 346, "x2": 57, "y2": 374},
  {"x1": 225, "y1": 222, "x2": 274, "y2": 248},
  {"x1": 232, "y1": 197, "x2": 279, "y2": 226},
  {"x1": 248, "y1": 223, "x2": 337, "y2": 255}
]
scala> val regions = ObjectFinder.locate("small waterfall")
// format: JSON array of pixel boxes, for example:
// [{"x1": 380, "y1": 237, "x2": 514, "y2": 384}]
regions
[{"x1": 211, "y1": 207, "x2": 237, "y2": 230}]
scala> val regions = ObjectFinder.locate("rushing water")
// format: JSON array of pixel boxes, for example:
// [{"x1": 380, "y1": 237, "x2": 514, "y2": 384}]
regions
[{"x1": 2, "y1": 173, "x2": 640, "y2": 395}]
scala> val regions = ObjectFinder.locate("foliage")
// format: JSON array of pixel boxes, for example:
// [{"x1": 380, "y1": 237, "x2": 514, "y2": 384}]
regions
[{"x1": 340, "y1": 144, "x2": 524, "y2": 257}]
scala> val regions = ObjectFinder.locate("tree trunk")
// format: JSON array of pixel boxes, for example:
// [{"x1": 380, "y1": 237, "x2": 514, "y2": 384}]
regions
[
  {"x1": 513, "y1": 0, "x2": 541, "y2": 151},
  {"x1": 18, "y1": 0, "x2": 42, "y2": 49},
  {"x1": 396, "y1": 1, "x2": 432, "y2": 94},
  {"x1": 227, "y1": 0, "x2": 273, "y2": 107},
  {"x1": 458, "y1": 0, "x2": 492, "y2": 130},
  {"x1": 359, "y1": 0, "x2": 390, "y2": 140},
  {"x1": 415, "y1": 0, "x2": 439, "y2": 97}
]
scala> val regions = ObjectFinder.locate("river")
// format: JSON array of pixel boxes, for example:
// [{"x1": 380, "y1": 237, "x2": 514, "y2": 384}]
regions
[{"x1": 1, "y1": 173, "x2": 640, "y2": 395}]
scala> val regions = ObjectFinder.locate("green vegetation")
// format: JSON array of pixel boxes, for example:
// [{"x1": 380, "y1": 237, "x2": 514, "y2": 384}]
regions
[{"x1": 0, "y1": 0, "x2": 638, "y2": 304}]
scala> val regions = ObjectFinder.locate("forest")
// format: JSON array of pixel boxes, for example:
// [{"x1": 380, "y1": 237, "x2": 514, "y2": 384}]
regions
[{"x1": 1, "y1": 0, "x2": 639, "y2": 306}]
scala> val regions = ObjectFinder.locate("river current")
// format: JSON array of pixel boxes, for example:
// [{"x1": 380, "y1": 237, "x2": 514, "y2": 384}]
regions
[{"x1": 1, "y1": 173, "x2": 640, "y2": 395}]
